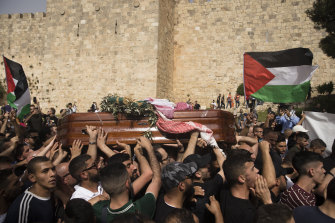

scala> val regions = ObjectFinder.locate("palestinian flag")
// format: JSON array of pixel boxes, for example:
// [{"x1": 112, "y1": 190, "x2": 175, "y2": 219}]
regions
[
  {"x1": 3, "y1": 56, "x2": 31, "y2": 120},
  {"x1": 243, "y1": 48, "x2": 318, "y2": 103}
]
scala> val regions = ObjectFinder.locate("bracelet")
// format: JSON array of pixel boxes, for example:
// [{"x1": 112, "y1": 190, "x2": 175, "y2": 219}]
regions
[
  {"x1": 89, "y1": 141, "x2": 96, "y2": 145},
  {"x1": 328, "y1": 172, "x2": 335, "y2": 178}
]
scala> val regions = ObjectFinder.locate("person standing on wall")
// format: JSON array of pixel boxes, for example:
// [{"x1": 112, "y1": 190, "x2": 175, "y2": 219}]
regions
[
  {"x1": 227, "y1": 92, "x2": 232, "y2": 109},
  {"x1": 235, "y1": 94, "x2": 240, "y2": 108},
  {"x1": 216, "y1": 94, "x2": 221, "y2": 109},
  {"x1": 221, "y1": 94, "x2": 225, "y2": 109}
]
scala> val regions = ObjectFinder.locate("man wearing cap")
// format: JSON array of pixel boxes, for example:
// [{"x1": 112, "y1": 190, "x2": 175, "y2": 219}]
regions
[
  {"x1": 154, "y1": 161, "x2": 198, "y2": 222},
  {"x1": 292, "y1": 125, "x2": 308, "y2": 133}
]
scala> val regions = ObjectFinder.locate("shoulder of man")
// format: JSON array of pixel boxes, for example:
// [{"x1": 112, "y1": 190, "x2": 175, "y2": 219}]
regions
[{"x1": 133, "y1": 193, "x2": 156, "y2": 218}]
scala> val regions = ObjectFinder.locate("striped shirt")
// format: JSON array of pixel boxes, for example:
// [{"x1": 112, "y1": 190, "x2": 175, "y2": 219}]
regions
[
  {"x1": 5, "y1": 189, "x2": 54, "y2": 223},
  {"x1": 279, "y1": 184, "x2": 315, "y2": 210}
]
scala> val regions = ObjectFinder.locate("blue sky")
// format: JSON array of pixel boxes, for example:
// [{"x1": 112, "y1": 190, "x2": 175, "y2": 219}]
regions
[{"x1": 0, "y1": 0, "x2": 46, "y2": 15}]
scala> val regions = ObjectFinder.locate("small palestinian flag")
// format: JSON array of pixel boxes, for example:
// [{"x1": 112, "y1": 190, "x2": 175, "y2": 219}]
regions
[
  {"x1": 3, "y1": 56, "x2": 31, "y2": 120},
  {"x1": 243, "y1": 48, "x2": 318, "y2": 103}
]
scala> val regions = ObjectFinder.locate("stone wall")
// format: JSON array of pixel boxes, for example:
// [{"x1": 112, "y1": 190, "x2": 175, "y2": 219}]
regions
[
  {"x1": 156, "y1": 0, "x2": 175, "y2": 99},
  {"x1": 0, "y1": 0, "x2": 334, "y2": 112},
  {"x1": 0, "y1": 0, "x2": 160, "y2": 112},
  {"x1": 172, "y1": 0, "x2": 335, "y2": 107}
]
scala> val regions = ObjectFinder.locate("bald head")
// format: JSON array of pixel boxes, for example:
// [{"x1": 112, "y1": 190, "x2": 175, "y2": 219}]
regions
[
  {"x1": 56, "y1": 162, "x2": 69, "y2": 177},
  {"x1": 56, "y1": 162, "x2": 77, "y2": 187}
]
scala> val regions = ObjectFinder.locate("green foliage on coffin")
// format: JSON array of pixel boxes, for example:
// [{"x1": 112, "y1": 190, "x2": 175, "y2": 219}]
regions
[{"x1": 100, "y1": 95, "x2": 158, "y2": 139}]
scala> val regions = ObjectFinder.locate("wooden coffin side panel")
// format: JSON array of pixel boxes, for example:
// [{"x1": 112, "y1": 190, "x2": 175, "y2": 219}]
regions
[{"x1": 57, "y1": 111, "x2": 236, "y2": 146}]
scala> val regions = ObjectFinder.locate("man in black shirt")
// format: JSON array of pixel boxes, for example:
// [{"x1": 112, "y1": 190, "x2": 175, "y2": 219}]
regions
[
  {"x1": 183, "y1": 149, "x2": 226, "y2": 223},
  {"x1": 220, "y1": 149, "x2": 272, "y2": 223},
  {"x1": 154, "y1": 161, "x2": 197, "y2": 222},
  {"x1": 194, "y1": 101, "x2": 201, "y2": 110}
]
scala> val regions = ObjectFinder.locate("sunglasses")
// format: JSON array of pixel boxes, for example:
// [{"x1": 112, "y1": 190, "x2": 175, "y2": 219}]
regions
[{"x1": 63, "y1": 172, "x2": 71, "y2": 178}]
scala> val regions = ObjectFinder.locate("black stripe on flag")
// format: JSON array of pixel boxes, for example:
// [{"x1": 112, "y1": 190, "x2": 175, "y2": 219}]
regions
[
  {"x1": 4, "y1": 57, "x2": 29, "y2": 100},
  {"x1": 245, "y1": 48, "x2": 313, "y2": 68}
]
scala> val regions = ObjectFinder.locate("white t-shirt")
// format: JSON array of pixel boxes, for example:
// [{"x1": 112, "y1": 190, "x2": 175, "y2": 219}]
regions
[{"x1": 70, "y1": 184, "x2": 103, "y2": 201}]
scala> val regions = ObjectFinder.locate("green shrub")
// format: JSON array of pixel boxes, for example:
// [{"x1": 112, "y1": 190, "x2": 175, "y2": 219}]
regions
[
  {"x1": 236, "y1": 83, "x2": 244, "y2": 96},
  {"x1": 316, "y1": 81, "x2": 334, "y2": 95}
]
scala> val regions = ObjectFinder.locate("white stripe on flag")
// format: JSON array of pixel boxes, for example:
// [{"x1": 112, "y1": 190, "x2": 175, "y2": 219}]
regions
[
  {"x1": 303, "y1": 111, "x2": 335, "y2": 156},
  {"x1": 14, "y1": 89, "x2": 31, "y2": 115},
  {"x1": 267, "y1": 65, "x2": 318, "y2": 86}
]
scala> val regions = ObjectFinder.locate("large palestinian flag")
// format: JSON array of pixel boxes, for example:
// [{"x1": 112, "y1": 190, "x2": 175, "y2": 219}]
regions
[
  {"x1": 3, "y1": 56, "x2": 31, "y2": 120},
  {"x1": 243, "y1": 48, "x2": 318, "y2": 103}
]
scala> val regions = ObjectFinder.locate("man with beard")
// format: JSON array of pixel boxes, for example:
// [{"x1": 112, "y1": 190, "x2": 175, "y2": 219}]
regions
[
  {"x1": 108, "y1": 153, "x2": 139, "y2": 181},
  {"x1": 154, "y1": 161, "x2": 198, "y2": 222},
  {"x1": 180, "y1": 130, "x2": 226, "y2": 223},
  {"x1": 69, "y1": 154, "x2": 102, "y2": 201},
  {"x1": 107, "y1": 146, "x2": 154, "y2": 197},
  {"x1": 5, "y1": 156, "x2": 56, "y2": 223},
  {"x1": 183, "y1": 149, "x2": 226, "y2": 223},
  {"x1": 69, "y1": 125, "x2": 101, "y2": 201},
  {"x1": 93, "y1": 136, "x2": 161, "y2": 223}
]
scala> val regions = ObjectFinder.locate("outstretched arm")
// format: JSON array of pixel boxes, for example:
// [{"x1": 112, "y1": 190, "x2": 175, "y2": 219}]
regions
[
  {"x1": 213, "y1": 146, "x2": 226, "y2": 181},
  {"x1": 0, "y1": 112, "x2": 9, "y2": 134},
  {"x1": 259, "y1": 141, "x2": 276, "y2": 189},
  {"x1": 86, "y1": 125, "x2": 98, "y2": 162},
  {"x1": 132, "y1": 142, "x2": 153, "y2": 195},
  {"x1": 296, "y1": 112, "x2": 305, "y2": 126},
  {"x1": 137, "y1": 137, "x2": 161, "y2": 199},
  {"x1": 236, "y1": 135, "x2": 258, "y2": 146},
  {"x1": 96, "y1": 129, "x2": 116, "y2": 158},
  {"x1": 181, "y1": 131, "x2": 199, "y2": 161}
]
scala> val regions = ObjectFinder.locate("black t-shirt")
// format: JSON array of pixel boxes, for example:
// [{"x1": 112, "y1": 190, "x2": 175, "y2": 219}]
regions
[
  {"x1": 192, "y1": 174, "x2": 224, "y2": 223},
  {"x1": 270, "y1": 190, "x2": 280, "y2": 203},
  {"x1": 220, "y1": 185, "x2": 256, "y2": 223},
  {"x1": 293, "y1": 206, "x2": 335, "y2": 223},
  {"x1": 323, "y1": 156, "x2": 335, "y2": 173},
  {"x1": 5, "y1": 189, "x2": 55, "y2": 223},
  {"x1": 28, "y1": 114, "x2": 43, "y2": 133},
  {"x1": 154, "y1": 194, "x2": 180, "y2": 223},
  {"x1": 194, "y1": 103, "x2": 201, "y2": 110}
]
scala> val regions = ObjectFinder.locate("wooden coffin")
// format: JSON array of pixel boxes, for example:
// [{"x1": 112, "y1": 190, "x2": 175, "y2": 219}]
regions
[{"x1": 57, "y1": 110, "x2": 236, "y2": 146}]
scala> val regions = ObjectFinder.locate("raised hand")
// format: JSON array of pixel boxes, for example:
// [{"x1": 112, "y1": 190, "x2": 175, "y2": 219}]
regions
[
  {"x1": 70, "y1": 139, "x2": 83, "y2": 160},
  {"x1": 250, "y1": 175, "x2": 272, "y2": 204},
  {"x1": 97, "y1": 128, "x2": 108, "y2": 148},
  {"x1": 136, "y1": 136, "x2": 153, "y2": 151},
  {"x1": 86, "y1": 125, "x2": 98, "y2": 140},
  {"x1": 196, "y1": 138, "x2": 208, "y2": 148}
]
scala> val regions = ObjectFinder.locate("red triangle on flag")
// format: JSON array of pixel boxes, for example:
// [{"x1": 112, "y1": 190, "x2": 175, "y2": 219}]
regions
[
  {"x1": 244, "y1": 53, "x2": 275, "y2": 98},
  {"x1": 3, "y1": 57, "x2": 16, "y2": 94}
]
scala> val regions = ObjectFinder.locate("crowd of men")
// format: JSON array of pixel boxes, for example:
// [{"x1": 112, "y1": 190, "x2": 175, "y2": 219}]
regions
[{"x1": 0, "y1": 100, "x2": 334, "y2": 223}]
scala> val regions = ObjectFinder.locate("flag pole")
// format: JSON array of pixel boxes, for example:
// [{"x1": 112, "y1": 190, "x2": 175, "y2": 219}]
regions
[{"x1": 242, "y1": 52, "x2": 248, "y2": 109}]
